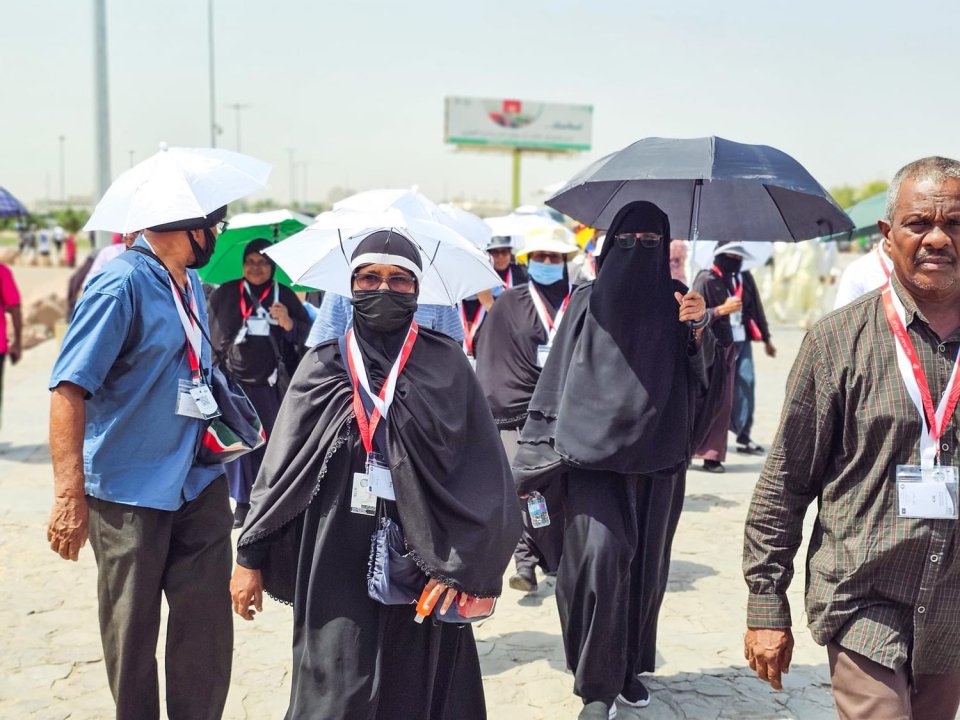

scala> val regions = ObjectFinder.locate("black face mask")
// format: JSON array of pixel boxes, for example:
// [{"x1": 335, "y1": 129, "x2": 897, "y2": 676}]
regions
[
  {"x1": 351, "y1": 290, "x2": 418, "y2": 333},
  {"x1": 187, "y1": 227, "x2": 217, "y2": 270},
  {"x1": 714, "y1": 254, "x2": 743, "y2": 274}
]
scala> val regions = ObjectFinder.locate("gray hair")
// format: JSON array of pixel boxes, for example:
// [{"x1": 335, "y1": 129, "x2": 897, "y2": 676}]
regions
[{"x1": 885, "y1": 156, "x2": 960, "y2": 221}]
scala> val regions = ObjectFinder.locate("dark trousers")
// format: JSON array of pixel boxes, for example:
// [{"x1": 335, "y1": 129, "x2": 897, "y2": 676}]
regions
[
  {"x1": 87, "y1": 476, "x2": 234, "y2": 720},
  {"x1": 729, "y1": 340, "x2": 755, "y2": 443},
  {"x1": 557, "y1": 465, "x2": 686, "y2": 704}
]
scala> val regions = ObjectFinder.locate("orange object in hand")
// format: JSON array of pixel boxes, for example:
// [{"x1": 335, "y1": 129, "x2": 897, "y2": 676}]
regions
[{"x1": 414, "y1": 579, "x2": 444, "y2": 624}]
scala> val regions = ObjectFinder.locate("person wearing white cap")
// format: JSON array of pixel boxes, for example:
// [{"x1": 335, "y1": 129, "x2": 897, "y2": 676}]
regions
[
  {"x1": 691, "y1": 241, "x2": 754, "y2": 472},
  {"x1": 475, "y1": 226, "x2": 579, "y2": 592}
]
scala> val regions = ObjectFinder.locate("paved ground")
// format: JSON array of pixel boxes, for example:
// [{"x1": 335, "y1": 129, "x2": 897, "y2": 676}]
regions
[{"x1": 2, "y1": 265, "x2": 843, "y2": 719}]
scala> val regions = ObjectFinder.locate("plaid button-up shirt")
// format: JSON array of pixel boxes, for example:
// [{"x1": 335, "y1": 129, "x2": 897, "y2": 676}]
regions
[{"x1": 743, "y1": 276, "x2": 960, "y2": 673}]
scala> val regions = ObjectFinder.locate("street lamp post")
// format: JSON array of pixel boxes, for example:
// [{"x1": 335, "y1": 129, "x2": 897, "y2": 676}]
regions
[
  {"x1": 208, "y1": 0, "x2": 217, "y2": 147},
  {"x1": 59, "y1": 135, "x2": 66, "y2": 205},
  {"x1": 286, "y1": 148, "x2": 296, "y2": 206},
  {"x1": 226, "y1": 103, "x2": 250, "y2": 152},
  {"x1": 93, "y1": 0, "x2": 112, "y2": 248}
]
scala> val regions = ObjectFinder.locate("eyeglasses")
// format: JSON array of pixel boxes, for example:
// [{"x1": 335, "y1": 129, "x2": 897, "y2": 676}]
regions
[
  {"x1": 487, "y1": 248, "x2": 512, "y2": 257},
  {"x1": 615, "y1": 232, "x2": 662, "y2": 249},
  {"x1": 243, "y1": 257, "x2": 272, "y2": 268},
  {"x1": 353, "y1": 272, "x2": 417, "y2": 293},
  {"x1": 216, "y1": 220, "x2": 230, "y2": 233}
]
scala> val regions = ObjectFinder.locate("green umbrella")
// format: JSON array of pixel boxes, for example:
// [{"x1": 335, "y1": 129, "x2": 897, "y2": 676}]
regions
[
  {"x1": 845, "y1": 191, "x2": 886, "y2": 235},
  {"x1": 198, "y1": 210, "x2": 317, "y2": 288}
]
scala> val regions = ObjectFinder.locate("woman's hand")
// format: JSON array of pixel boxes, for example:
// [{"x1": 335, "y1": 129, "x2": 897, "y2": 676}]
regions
[
  {"x1": 675, "y1": 290, "x2": 706, "y2": 324},
  {"x1": 231, "y1": 565, "x2": 264, "y2": 620},
  {"x1": 269, "y1": 302, "x2": 294, "y2": 331},
  {"x1": 419, "y1": 578, "x2": 495, "y2": 619},
  {"x1": 714, "y1": 296, "x2": 743, "y2": 317}
]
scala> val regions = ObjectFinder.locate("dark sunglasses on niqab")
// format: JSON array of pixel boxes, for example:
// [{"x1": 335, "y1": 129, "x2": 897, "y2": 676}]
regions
[
  {"x1": 353, "y1": 272, "x2": 417, "y2": 293},
  {"x1": 614, "y1": 232, "x2": 663, "y2": 249}
]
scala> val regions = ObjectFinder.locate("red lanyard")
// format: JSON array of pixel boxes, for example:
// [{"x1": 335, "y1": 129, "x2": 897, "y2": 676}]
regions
[
  {"x1": 877, "y1": 248, "x2": 891, "y2": 279},
  {"x1": 503, "y1": 267, "x2": 512, "y2": 288},
  {"x1": 528, "y1": 282, "x2": 571, "y2": 340},
  {"x1": 881, "y1": 281, "x2": 960, "y2": 464},
  {"x1": 460, "y1": 304, "x2": 486, "y2": 357},
  {"x1": 712, "y1": 265, "x2": 743, "y2": 298},
  {"x1": 169, "y1": 277, "x2": 203, "y2": 384},
  {"x1": 239, "y1": 281, "x2": 272, "y2": 321},
  {"x1": 344, "y1": 323, "x2": 419, "y2": 454}
]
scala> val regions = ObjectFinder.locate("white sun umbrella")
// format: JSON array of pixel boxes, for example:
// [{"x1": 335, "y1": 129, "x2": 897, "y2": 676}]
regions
[
  {"x1": 484, "y1": 210, "x2": 573, "y2": 249},
  {"x1": 690, "y1": 240, "x2": 773, "y2": 275},
  {"x1": 84, "y1": 142, "x2": 271, "y2": 233},
  {"x1": 437, "y1": 204, "x2": 492, "y2": 250},
  {"x1": 265, "y1": 208, "x2": 502, "y2": 305},
  {"x1": 226, "y1": 208, "x2": 315, "y2": 229}
]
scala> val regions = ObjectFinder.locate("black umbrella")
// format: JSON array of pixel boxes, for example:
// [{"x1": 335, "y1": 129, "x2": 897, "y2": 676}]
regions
[
  {"x1": 546, "y1": 136, "x2": 853, "y2": 241},
  {"x1": 0, "y1": 186, "x2": 28, "y2": 218}
]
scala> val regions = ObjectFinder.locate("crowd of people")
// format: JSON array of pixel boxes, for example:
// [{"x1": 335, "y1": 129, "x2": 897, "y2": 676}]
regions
[{"x1": 41, "y1": 153, "x2": 960, "y2": 720}]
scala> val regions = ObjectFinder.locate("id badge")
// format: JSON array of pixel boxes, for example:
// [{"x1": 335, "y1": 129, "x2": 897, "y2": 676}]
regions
[
  {"x1": 467, "y1": 355, "x2": 477, "y2": 371},
  {"x1": 189, "y1": 384, "x2": 221, "y2": 420},
  {"x1": 233, "y1": 325, "x2": 248, "y2": 345},
  {"x1": 246, "y1": 316, "x2": 270, "y2": 337},
  {"x1": 896, "y1": 464, "x2": 959, "y2": 519},
  {"x1": 350, "y1": 472, "x2": 377, "y2": 516},
  {"x1": 536, "y1": 344, "x2": 552, "y2": 368},
  {"x1": 366, "y1": 453, "x2": 396, "y2": 501},
  {"x1": 175, "y1": 379, "x2": 205, "y2": 419}
]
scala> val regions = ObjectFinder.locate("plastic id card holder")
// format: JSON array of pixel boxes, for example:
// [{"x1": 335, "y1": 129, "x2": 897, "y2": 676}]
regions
[
  {"x1": 366, "y1": 452, "x2": 396, "y2": 501},
  {"x1": 175, "y1": 379, "x2": 221, "y2": 420},
  {"x1": 246, "y1": 316, "x2": 271, "y2": 337},
  {"x1": 350, "y1": 472, "x2": 377, "y2": 516},
  {"x1": 536, "y1": 344, "x2": 552, "y2": 368},
  {"x1": 896, "y1": 465, "x2": 959, "y2": 519}
]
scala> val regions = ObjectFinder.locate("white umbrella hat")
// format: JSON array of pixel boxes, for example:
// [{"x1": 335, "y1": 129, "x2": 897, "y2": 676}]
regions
[
  {"x1": 265, "y1": 210, "x2": 502, "y2": 305},
  {"x1": 84, "y1": 143, "x2": 271, "y2": 233}
]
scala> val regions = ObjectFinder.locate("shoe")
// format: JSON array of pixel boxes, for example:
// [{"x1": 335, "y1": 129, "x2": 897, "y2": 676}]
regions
[
  {"x1": 700, "y1": 460, "x2": 725, "y2": 473},
  {"x1": 508, "y1": 572, "x2": 538, "y2": 593},
  {"x1": 233, "y1": 503, "x2": 250, "y2": 529},
  {"x1": 578, "y1": 700, "x2": 617, "y2": 719},
  {"x1": 617, "y1": 676, "x2": 651, "y2": 708},
  {"x1": 736, "y1": 439, "x2": 765, "y2": 455}
]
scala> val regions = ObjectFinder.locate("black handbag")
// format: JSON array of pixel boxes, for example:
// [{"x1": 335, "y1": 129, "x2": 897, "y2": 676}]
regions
[{"x1": 367, "y1": 504, "x2": 424, "y2": 605}]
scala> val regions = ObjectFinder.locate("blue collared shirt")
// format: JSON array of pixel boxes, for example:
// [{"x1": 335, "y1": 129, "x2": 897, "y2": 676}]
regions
[
  {"x1": 305, "y1": 292, "x2": 465, "y2": 347},
  {"x1": 50, "y1": 238, "x2": 223, "y2": 510}
]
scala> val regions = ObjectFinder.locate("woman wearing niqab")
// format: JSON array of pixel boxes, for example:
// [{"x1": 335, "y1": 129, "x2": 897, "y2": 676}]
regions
[
  {"x1": 512, "y1": 201, "x2": 718, "y2": 719},
  {"x1": 229, "y1": 230, "x2": 522, "y2": 719}
]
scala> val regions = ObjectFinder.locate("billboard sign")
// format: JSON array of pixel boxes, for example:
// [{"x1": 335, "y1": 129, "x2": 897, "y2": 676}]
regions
[{"x1": 445, "y1": 97, "x2": 592, "y2": 151}]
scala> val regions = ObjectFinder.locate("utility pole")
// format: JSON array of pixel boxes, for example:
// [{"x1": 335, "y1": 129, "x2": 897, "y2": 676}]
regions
[
  {"x1": 128, "y1": 149, "x2": 135, "y2": 168},
  {"x1": 93, "y1": 0, "x2": 112, "y2": 248},
  {"x1": 208, "y1": 0, "x2": 217, "y2": 147},
  {"x1": 58, "y1": 135, "x2": 66, "y2": 205},
  {"x1": 286, "y1": 148, "x2": 296, "y2": 206},
  {"x1": 226, "y1": 102, "x2": 250, "y2": 152}
]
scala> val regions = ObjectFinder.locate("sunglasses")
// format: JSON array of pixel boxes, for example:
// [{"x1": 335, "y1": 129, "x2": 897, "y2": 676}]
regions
[
  {"x1": 615, "y1": 232, "x2": 662, "y2": 249},
  {"x1": 353, "y1": 272, "x2": 417, "y2": 293}
]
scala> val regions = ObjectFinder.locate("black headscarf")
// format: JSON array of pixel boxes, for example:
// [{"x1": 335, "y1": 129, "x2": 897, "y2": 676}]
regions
[
  {"x1": 242, "y1": 237, "x2": 276, "y2": 290},
  {"x1": 349, "y1": 230, "x2": 422, "y2": 392},
  {"x1": 515, "y1": 201, "x2": 707, "y2": 480}
]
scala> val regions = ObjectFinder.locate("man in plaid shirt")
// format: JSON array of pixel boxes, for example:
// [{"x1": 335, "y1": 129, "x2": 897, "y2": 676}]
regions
[{"x1": 743, "y1": 157, "x2": 960, "y2": 720}]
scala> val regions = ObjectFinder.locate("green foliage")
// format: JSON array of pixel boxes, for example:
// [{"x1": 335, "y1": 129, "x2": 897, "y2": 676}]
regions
[
  {"x1": 52, "y1": 207, "x2": 90, "y2": 234},
  {"x1": 829, "y1": 180, "x2": 888, "y2": 209}
]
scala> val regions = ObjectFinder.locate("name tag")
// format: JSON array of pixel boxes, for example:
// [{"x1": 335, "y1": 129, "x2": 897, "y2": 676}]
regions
[
  {"x1": 350, "y1": 472, "x2": 377, "y2": 516},
  {"x1": 896, "y1": 464, "x2": 959, "y2": 519},
  {"x1": 247, "y1": 316, "x2": 271, "y2": 337},
  {"x1": 366, "y1": 454, "x2": 396, "y2": 501},
  {"x1": 175, "y1": 379, "x2": 220, "y2": 420},
  {"x1": 536, "y1": 344, "x2": 552, "y2": 368}
]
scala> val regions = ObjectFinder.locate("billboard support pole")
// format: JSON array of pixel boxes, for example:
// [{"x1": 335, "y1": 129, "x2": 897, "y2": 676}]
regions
[{"x1": 511, "y1": 148, "x2": 521, "y2": 209}]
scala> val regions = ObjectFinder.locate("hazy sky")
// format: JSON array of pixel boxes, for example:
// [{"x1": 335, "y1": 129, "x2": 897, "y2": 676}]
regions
[{"x1": 2, "y1": 0, "x2": 956, "y2": 210}]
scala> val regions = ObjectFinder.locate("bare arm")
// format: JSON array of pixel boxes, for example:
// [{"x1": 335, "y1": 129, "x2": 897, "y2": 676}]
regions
[
  {"x1": 47, "y1": 382, "x2": 89, "y2": 560},
  {"x1": 7, "y1": 304, "x2": 21, "y2": 363}
]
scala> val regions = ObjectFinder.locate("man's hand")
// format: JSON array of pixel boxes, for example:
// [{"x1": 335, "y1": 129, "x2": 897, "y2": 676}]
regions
[
  {"x1": 269, "y1": 302, "x2": 293, "y2": 332},
  {"x1": 47, "y1": 494, "x2": 89, "y2": 561},
  {"x1": 764, "y1": 341, "x2": 777, "y2": 358},
  {"x1": 744, "y1": 627, "x2": 794, "y2": 690},
  {"x1": 675, "y1": 290, "x2": 706, "y2": 324},
  {"x1": 231, "y1": 565, "x2": 264, "y2": 620},
  {"x1": 714, "y1": 296, "x2": 743, "y2": 317}
]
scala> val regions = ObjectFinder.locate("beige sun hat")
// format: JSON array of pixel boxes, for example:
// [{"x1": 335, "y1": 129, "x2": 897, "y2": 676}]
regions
[{"x1": 515, "y1": 226, "x2": 580, "y2": 263}]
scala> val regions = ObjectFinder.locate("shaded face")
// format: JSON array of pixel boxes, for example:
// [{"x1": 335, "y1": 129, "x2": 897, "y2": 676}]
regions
[
  {"x1": 488, "y1": 247, "x2": 512, "y2": 271},
  {"x1": 243, "y1": 252, "x2": 273, "y2": 285},
  {"x1": 187, "y1": 221, "x2": 224, "y2": 261},
  {"x1": 880, "y1": 176, "x2": 960, "y2": 299},
  {"x1": 528, "y1": 251, "x2": 564, "y2": 265},
  {"x1": 352, "y1": 263, "x2": 417, "y2": 294}
]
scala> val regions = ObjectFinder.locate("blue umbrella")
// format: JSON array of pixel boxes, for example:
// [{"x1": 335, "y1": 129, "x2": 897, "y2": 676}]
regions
[
  {"x1": 0, "y1": 186, "x2": 28, "y2": 218},
  {"x1": 546, "y1": 136, "x2": 853, "y2": 242}
]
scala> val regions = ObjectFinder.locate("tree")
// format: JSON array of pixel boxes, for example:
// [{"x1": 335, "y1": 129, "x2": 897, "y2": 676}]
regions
[{"x1": 829, "y1": 180, "x2": 888, "y2": 209}]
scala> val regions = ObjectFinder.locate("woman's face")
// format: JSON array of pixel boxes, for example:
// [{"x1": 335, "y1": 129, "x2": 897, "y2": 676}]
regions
[
  {"x1": 351, "y1": 263, "x2": 417, "y2": 294},
  {"x1": 242, "y1": 252, "x2": 273, "y2": 285}
]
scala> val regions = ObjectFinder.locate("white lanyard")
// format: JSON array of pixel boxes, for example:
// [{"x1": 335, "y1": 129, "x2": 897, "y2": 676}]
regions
[
  {"x1": 243, "y1": 280, "x2": 278, "y2": 313},
  {"x1": 169, "y1": 277, "x2": 203, "y2": 367},
  {"x1": 346, "y1": 323, "x2": 419, "y2": 419},
  {"x1": 527, "y1": 282, "x2": 571, "y2": 343},
  {"x1": 883, "y1": 282, "x2": 960, "y2": 467}
]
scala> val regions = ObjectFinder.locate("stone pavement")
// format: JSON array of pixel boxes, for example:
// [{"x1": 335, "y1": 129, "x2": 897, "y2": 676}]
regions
[{"x1": 2, "y1": 321, "x2": 848, "y2": 719}]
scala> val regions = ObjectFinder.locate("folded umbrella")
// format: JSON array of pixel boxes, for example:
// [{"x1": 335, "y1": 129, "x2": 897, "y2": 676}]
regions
[
  {"x1": 84, "y1": 143, "x2": 271, "y2": 233},
  {"x1": 265, "y1": 209, "x2": 502, "y2": 305},
  {"x1": 547, "y1": 136, "x2": 853, "y2": 242}
]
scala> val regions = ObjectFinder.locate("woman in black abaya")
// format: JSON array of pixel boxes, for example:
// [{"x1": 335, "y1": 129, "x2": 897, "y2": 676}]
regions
[
  {"x1": 512, "y1": 201, "x2": 717, "y2": 720},
  {"x1": 229, "y1": 230, "x2": 521, "y2": 720},
  {"x1": 207, "y1": 238, "x2": 312, "y2": 527}
]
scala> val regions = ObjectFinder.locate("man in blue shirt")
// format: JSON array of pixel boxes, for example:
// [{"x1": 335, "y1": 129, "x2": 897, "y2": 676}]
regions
[{"x1": 47, "y1": 207, "x2": 233, "y2": 720}]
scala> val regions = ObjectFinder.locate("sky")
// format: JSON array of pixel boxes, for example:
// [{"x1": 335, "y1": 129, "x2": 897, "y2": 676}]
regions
[{"x1": 2, "y1": 0, "x2": 957, "y2": 211}]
